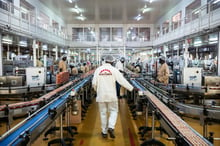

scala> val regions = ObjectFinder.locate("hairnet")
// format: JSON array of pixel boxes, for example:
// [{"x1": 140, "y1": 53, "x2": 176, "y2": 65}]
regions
[
  {"x1": 61, "y1": 54, "x2": 67, "y2": 59},
  {"x1": 159, "y1": 56, "x2": 166, "y2": 61},
  {"x1": 120, "y1": 57, "x2": 125, "y2": 62},
  {"x1": 105, "y1": 55, "x2": 114, "y2": 63}
]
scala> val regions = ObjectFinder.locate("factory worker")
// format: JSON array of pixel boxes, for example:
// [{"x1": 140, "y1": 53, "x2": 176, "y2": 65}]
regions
[
  {"x1": 157, "y1": 56, "x2": 170, "y2": 84},
  {"x1": 58, "y1": 55, "x2": 67, "y2": 72},
  {"x1": 92, "y1": 55, "x2": 133, "y2": 139},
  {"x1": 36, "y1": 57, "x2": 43, "y2": 67},
  {"x1": 115, "y1": 57, "x2": 126, "y2": 100},
  {"x1": 71, "y1": 65, "x2": 78, "y2": 76}
]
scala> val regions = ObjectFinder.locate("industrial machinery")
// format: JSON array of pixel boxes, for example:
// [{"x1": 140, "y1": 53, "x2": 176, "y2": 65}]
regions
[
  {"x1": 0, "y1": 73, "x2": 93, "y2": 145},
  {"x1": 129, "y1": 79, "x2": 216, "y2": 145}
]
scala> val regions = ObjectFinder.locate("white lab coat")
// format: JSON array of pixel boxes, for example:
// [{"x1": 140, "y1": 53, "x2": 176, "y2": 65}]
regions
[
  {"x1": 115, "y1": 61, "x2": 124, "y2": 72},
  {"x1": 92, "y1": 63, "x2": 133, "y2": 102},
  {"x1": 92, "y1": 63, "x2": 133, "y2": 133}
]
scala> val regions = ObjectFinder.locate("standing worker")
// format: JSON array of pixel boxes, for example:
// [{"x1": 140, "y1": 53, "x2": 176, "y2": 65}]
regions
[
  {"x1": 36, "y1": 57, "x2": 43, "y2": 67},
  {"x1": 58, "y1": 55, "x2": 67, "y2": 72},
  {"x1": 157, "y1": 56, "x2": 170, "y2": 84},
  {"x1": 115, "y1": 57, "x2": 126, "y2": 100},
  {"x1": 92, "y1": 55, "x2": 133, "y2": 139}
]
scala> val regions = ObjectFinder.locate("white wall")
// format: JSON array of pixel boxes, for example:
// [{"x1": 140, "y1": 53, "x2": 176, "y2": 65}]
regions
[{"x1": 25, "y1": 0, "x2": 65, "y2": 29}]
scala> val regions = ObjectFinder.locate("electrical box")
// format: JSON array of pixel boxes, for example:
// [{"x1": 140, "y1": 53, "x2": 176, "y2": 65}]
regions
[
  {"x1": 26, "y1": 67, "x2": 45, "y2": 87},
  {"x1": 182, "y1": 68, "x2": 202, "y2": 86}
]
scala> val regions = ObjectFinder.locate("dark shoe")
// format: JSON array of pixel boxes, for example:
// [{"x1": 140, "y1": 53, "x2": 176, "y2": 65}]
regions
[
  {"x1": 108, "y1": 128, "x2": 115, "y2": 138},
  {"x1": 101, "y1": 132, "x2": 107, "y2": 138}
]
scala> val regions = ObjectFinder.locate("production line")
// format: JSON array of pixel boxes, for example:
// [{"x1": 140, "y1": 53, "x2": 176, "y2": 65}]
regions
[
  {"x1": 0, "y1": 71, "x2": 93, "y2": 118},
  {"x1": 137, "y1": 78, "x2": 220, "y2": 120},
  {"x1": 130, "y1": 79, "x2": 213, "y2": 146},
  {"x1": 0, "y1": 74, "x2": 92, "y2": 145}
]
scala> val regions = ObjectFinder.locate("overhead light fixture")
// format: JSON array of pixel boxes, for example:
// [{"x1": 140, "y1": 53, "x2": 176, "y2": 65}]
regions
[
  {"x1": 70, "y1": 4, "x2": 83, "y2": 14},
  {"x1": 142, "y1": 4, "x2": 148, "y2": 13},
  {"x1": 19, "y1": 41, "x2": 27, "y2": 47},
  {"x1": 2, "y1": 35, "x2": 12, "y2": 44},
  {"x1": 213, "y1": 0, "x2": 220, "y2": 4},
  {"x1": 76, "y1": 13, "x2": 86, "y2": 21},
  {"x1": 69, "y1": 0, "x2": 73, "y2": 3},
  {"x1": 134, "y1": 14, "x2": 143, "y2": 21}
]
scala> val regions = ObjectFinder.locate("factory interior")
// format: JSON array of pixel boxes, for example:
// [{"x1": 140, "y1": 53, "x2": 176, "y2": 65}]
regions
[{"x1": 0, "y1": 0, "x2": 220, "y2": 145}]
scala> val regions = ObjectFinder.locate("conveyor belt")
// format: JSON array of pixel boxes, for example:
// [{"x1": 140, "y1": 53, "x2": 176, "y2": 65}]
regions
[
  {"x1": 0, "y1": 76, "x2": 92, "y2": 145},
  {"x1": 138, "y1": 78, "x2": 220, "y2": 120},
  {"x1": 147, "y1": 78, "x2": 220, "y2": 95},
  {"x1": 0, "y1": 84, "x2": 56, "y2": 95},
  {"x1": 131, "y1": 79, "x2": 213, "y2": 146},
  {"x1": 0, "y1": 71, "x2": 94, "y2": 118}
]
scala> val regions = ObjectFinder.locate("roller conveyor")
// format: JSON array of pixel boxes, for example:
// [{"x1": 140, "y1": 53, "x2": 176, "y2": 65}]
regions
[
  {"x1": 0, "y1": 75, "x2": 92, "y2": 145},
  {"x1": 141, "y1": 79, "x2": 220, "y2": 120},
  {"x1": 148, "y1": 79, "x2": 220, "y2": 96},
  {"x1": 0, "y1": 84, "x2": 56, "y2": 95},
  {"x1": 131, "y1": 79, "x2": 213, "y2": 146},
  {"x1": 0, "y1": 71, "x2": 94, "y2": 118}
]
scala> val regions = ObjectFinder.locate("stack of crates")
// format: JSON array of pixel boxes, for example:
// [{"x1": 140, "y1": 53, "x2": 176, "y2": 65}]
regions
[{"x1": 56, "y1": 72, "x2": 70, "y2": 85}]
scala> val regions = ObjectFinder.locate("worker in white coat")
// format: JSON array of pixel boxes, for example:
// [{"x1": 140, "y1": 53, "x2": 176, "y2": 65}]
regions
[
  {"x1": 115, "y1": 57, "x2": 126, "y2": 100},
  {"x1": 92, "y1": 55, "x2": 133, "y2": 139}
]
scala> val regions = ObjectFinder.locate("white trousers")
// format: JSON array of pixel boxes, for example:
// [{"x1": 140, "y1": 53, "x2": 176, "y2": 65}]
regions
[{"x1": 98, "y1": 101, "x2": 118, "y2": 134}]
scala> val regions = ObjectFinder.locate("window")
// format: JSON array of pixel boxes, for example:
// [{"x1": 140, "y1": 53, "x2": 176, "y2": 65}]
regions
[
  {"x1": 100, "y1": 27, "x2": 110, "y2": 41},
  {"x1": 185, "y1": 0, "x2": 201, "y2": 24},
  {"x1": 208, "y1": 0, "x2": 220, "y2": 11},
  {"x1": 84, "y1": 27, "x2": 96, "y2": 41},
  {"x1": 72, "y1": 28, "x2": 83, "y2": 41},
  {"x1": 112, "y1": 28, "x2": 123, "y2": 42},
  {"x1": 162, "y1": 20, "x2": 169, "y2": 34},
  {"x1": 139, "y1": 28, "x2": 150, "y2": 41},
  {"x1": 172, "y1": 11, "x2": 182, "y2": 30},
  {"x1": 127, "y1": 27, "x2": 138, "y2": 41},
  {"x1": 38, "y1": 11, "x2": 50, "y2": 30}
]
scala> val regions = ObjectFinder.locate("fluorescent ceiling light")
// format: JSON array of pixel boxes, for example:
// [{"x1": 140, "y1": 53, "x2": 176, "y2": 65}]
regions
[
  {"x1": 70, "y1": 4, "x2": 83, "y2": 14},
  {"x1": 21, "y1": 7, "x2": 28, "y2": 13},
  {"x1": 76, "y1": 13, "x2": 86, "y2": 21},
  {"x1": 213, "y1": 0, "x2": 220, "y2": 4},
  {"x1": 42, "y1": 44, "x2": 48, "y2": 50},
  {"x1": 134, "y1": 14, "x2": 143, "y2": 21},
  {"x1": 69, "y1": 0, "x2": 73, "y2": 3},
  {"x1": 19, "y1": 41, "x2": 27, "y2": 47},
  {"x1": 209, "y1": 41, "x2": 218, "y2": 44},
  {"x1": 141, "y1": 4, "x2": 149, "y2": 13}
]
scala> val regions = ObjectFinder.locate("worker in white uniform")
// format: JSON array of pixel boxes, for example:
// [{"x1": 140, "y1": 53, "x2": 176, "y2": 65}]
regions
[
  {"x1": 157, "y1": 56, "x2": 170, "y2": 84},
  {"x1": 58, "y1": 55, "x2": 67, "y2": 72},
  {"x1": 92, "y1": 55, "x2": 134, "y2": 139},
  {"x1": 115, "y1": 57, "x2": 126, "y2": 101}
]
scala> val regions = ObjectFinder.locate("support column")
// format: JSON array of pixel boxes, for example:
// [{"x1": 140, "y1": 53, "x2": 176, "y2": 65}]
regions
[
  {"x1": 78, "y1": 51, "x2": 81, "y2": 63},
  {"x1": 49, "y1": 46, "x2": 51, "y2": 58},
  {"x1": 83, "y1": 52, "x2": 85, "y2": 61},
  {"x1": 96, "y1": 45, "x2": 98, "y2": 64},
  {"x1": 17, "y1": 45, "x2": 20, "y2": 55},
  {"x1": 123, "y1": 45, "x2": 126, "y2": 57},
  {"x1": 184, "y1": 39, "x2": 189, "y2": 67},
  {"x1": 218, "y1": 32, "x2": 220, "y2": 76},
  {"x1": 55, "y1": 45, "x2": 58, "y2": 61},
  {"x1": 0, "y1": 33, "x2": 3, "y2": 76},
  {"x1": 7, "y1": 44, "x2": 10, "y2": 60},
  {"x1": 33, "y1": 40, "x2": 37, "y2": 67}
]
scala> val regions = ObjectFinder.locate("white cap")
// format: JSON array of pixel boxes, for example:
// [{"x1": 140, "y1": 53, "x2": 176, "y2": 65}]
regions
[{"x1": 159, "y1": 56, "x2": 166, "y2": 61}]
